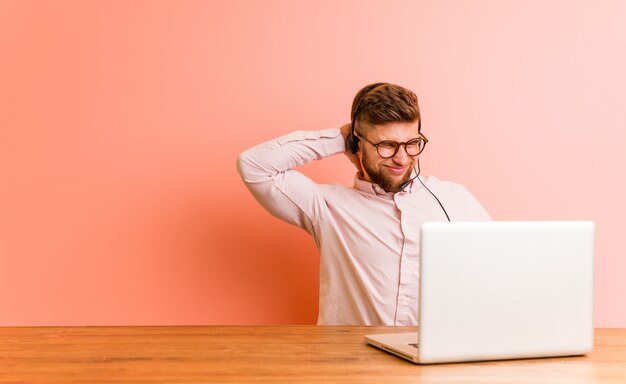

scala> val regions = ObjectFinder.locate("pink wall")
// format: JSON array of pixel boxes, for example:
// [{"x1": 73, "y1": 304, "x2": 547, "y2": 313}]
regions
[{"x1": 1, "y1": 0, "x2": 624, "y2": 326}]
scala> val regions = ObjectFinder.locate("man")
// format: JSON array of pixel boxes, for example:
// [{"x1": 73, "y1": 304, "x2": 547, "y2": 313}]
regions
[{"x1": 237, "y1": 82, "x2": 490, "y2": 325}]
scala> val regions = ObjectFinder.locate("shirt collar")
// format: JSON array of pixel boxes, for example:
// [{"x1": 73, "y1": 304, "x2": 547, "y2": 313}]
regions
[{"x1": 352, "y1": 169, "x2": 419, "y2": 199}]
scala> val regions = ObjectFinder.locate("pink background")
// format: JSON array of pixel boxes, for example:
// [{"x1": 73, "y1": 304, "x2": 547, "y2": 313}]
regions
[{"x1": 1, "y1": 0, "x2": 625, "y2": 326}]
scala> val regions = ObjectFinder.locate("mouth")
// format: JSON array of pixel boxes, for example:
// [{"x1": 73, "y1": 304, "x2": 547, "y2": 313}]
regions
[{"x1": 384, "y1": 165, "x2": 408, "y2": 175}]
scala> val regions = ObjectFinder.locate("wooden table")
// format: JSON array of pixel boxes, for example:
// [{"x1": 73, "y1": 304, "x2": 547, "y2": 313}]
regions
[{"x1": 1, "y1": 326, "x2": 625, "y2": 383}]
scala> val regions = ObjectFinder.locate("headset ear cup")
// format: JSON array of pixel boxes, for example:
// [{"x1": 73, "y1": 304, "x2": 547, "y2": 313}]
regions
[{"x1": 347, "y1": 134, "x2": 360, "y2": 154}]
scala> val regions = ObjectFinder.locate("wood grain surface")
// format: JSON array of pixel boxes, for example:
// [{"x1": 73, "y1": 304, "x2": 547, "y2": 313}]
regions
[{"x1": 0, "y1": 326, "x2": 625, "y2": 383}]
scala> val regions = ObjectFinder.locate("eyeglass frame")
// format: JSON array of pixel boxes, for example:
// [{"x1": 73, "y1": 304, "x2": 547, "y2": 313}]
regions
[{"x1": 354, "y1": 131, "x2": 428, "y2": 158}]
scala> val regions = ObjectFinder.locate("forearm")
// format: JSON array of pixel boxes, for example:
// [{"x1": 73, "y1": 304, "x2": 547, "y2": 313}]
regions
[{"x1": 237, "y1": 128, "x2": 344, "y2": 183}]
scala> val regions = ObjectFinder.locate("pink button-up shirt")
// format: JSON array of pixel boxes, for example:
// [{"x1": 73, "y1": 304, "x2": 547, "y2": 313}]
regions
[{"x1": 237, "y1": 128, "x2": 491, "y2": 325}]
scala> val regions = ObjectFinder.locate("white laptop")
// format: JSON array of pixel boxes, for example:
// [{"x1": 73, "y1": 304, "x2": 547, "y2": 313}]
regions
[{"x1": 365, "y1": 221, "x2": 595, "y2": 364}]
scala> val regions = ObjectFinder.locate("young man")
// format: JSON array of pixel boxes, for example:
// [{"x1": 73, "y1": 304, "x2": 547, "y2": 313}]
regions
[{"x1": 237, "y1": 83, "x2": 490, "y2": 325}]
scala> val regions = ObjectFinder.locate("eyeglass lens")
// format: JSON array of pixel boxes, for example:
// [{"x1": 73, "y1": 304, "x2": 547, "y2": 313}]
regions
[{"x1": 377, "y1": 140, "x2": 425, "y2": 158}]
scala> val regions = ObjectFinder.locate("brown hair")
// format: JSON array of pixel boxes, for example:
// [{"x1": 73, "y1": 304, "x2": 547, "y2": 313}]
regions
[{"x1": 351, "y1": 82, "x2": 420, "y2": 128}]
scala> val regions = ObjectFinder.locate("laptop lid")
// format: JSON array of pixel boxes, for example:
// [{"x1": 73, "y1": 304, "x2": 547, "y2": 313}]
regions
[{"x1": 417, "y1": 221, "x2": 595, "y2": 364}]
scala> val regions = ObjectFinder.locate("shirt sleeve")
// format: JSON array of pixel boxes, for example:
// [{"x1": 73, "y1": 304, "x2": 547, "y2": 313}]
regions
[
  {"x1": 236, "y1": 128, "x2": 345, "y2": 230},
  {"x1": 455, "y1": 184, "x2": 492, "y2": 221}
]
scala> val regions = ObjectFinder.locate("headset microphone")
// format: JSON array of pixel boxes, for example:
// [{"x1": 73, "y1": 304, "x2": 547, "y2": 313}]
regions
[{"x1": 399, "y1": 173, "x2": 419, "y2": 192}]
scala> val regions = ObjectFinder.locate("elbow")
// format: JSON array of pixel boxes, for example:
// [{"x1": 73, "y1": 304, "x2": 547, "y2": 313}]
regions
[
  {"x1": 236, "y1": 149, "x2": 264, "y2": 184},
  {"x1": 237, "y1": 145, "x2": 277, "y2": 186},
  {"x1": 236, "y1": 151, "x2": 252, "y2": 180}
]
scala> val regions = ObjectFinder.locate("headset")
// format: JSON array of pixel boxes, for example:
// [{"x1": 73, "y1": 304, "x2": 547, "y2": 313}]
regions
[
  {"x1": 347, "y1": 84, "x2": 450, "y2": 222},
  {"x1": 347, "y1": 83, "x2": 388, "y2": 154}
]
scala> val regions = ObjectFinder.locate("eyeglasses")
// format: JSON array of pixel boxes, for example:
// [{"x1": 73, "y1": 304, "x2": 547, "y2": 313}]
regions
[{"x1": 355, "y1": 132, "x2": 428, "y2": 158}]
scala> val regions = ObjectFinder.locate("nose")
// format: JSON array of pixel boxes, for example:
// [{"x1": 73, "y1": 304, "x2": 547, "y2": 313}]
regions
[{"x1": 391, "y1": 144, "x2": 411, "y2": 165}]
